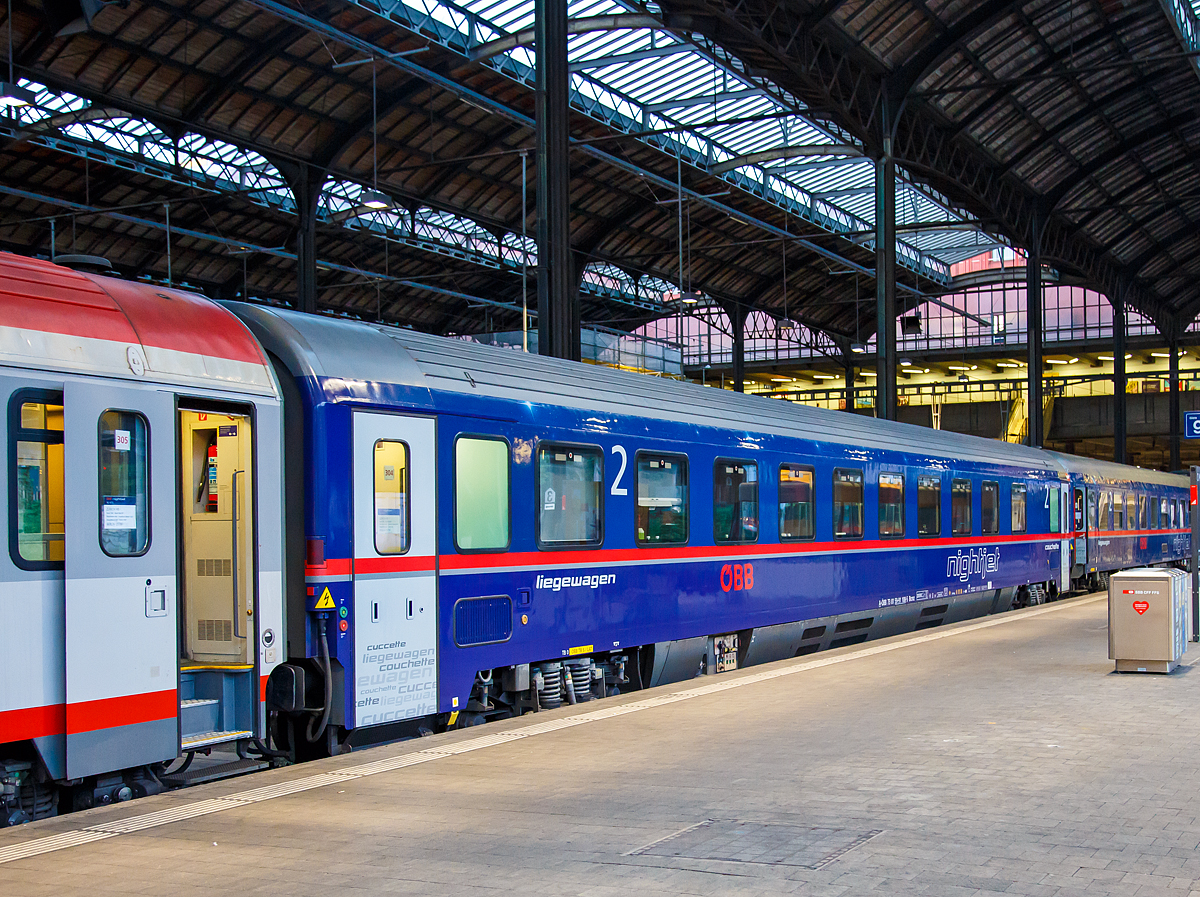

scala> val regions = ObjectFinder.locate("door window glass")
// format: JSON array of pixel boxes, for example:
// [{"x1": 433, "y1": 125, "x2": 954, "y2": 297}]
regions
[
  {"x1": 373, "y1": 440, "x2": 410, "y2": 554},
  {"x1": 1151, "y1": 495, "x2": 1160, "y2": 529},
  {"x1": 833, "y1": 468, "x2": 863, "y2": 538},
  {"x1": 1125, "y1": 494, "x2": 1136, "y2": 530},
  {"x1": 1099, "y1": 492, "x2": 1111, "y2": 530},
  {"x1": 1049, "y1": 485, "x2": 1061, "y2": 534},
  {"x1": 1011, "y1": 482, "x2": 1027, "y2": 533},
  {"x1": 1163, "y1": 497, "x2": 1171, "y2": 528},
  {"x1": 1138, "y1": 495, "x2": 1147, "y2": 530},
  {"x1": 713, "y1": 460, "x2": 757, "y2": 543},
  {"x1": 918, "y1": 475, "x2": 941, "y2": 536},
  {"x1": 10, "y1": 395, "x2": 65, "y2": 567},
  {"x1": 99, "y1": 410, "x2": 150, "y2": 557},
  {"x1": 636, "y1": 453, "x2": 688, "y2": 544},
  {"x1": 1088, "y1": 490, "x2": 1097, "y2": 530},
  {"x1": 1073, "y1": 489, "x2": 1084, "y2": 532},
  {"x1": 455, "y1": 437, "x2": 510, "y2": 551},
  {"x1": 1113, "y1": 492, "x2": 1124, "y2": 530},
  {"x1": 951, "y1": 479, "x2": 972, "y2": 535},
  {"x1": 878, "y1": 473, "x2": 904, "y2": 538},
  {"x1": 538, "y1": 444, "x2": 603, "y2": 546},
  {"x1": 779, "y1": 465, "x2": 814, "y2": 541},
  {"x1": 982, "y1": 481, "x2": 1000, "y2": 535}
]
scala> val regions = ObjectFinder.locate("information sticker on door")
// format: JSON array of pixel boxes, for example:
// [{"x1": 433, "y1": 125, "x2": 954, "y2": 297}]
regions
[
  {"x1": 102, "y1": 496, "x2": 137, "y2": 530},
  {"x1": 113, "y1": 429, "x2": 131, "y2": 452}
]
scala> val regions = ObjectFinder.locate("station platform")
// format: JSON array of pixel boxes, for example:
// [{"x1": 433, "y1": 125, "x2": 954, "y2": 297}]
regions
[{"x1": 4, "y1": 592, "x2": 1200, "y2": 897}]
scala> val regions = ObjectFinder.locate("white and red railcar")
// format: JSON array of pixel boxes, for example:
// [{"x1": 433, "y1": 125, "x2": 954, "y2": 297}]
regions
[{"x1": 0, "y1": 252, "x2": 284, "y2": 821}]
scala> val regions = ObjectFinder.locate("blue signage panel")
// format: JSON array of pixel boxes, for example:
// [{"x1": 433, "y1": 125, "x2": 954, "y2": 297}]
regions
[{"x1": 1186, "y1": 411, "x2": 1200, "y2": 439}]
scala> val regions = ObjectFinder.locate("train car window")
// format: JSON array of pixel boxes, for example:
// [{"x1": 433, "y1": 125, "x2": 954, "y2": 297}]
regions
[
  {"x1": 713, "y1": 459, "x2": 758, "y2": 544},
  {"x1": 373, "y1": 440, "x2": 410, "y2": 555},
  {"x1": 98, "y1": 410, "x2": 150, "y2": 557},
  {"x1": 1163, "y1": 497, "x2": 1171, "y2": 529},
  {"x1": 1125, "y1": 494, "x2": 1136, "y2": 531},
  {"x1": 1011, "y1": 483, "x2": 1027, "y2": 533},
  {"x1": 454, "y1": 437, "x2": 510, "y2": 552},
  {"x1": 1138, "y1": 495, "x2": 1148, "y2": 531},
  {"x1": 1150, "y1": 495, "x2": 1160, "y2": 530},
  {"x1": 1088, "y1": 490, "x2": 1097, "y2": 530},
  {"x1": 1098, "y1": 492, "x2": 1110, "y2": 530},
  {"x1": 951, "y1": 479, "x2": 972, "y2": 536},
  {"x1": 1113, "y1": 492, "x2": 1124, "y2": 530},
  {"x1": 1073, "y1": 489, "x2": 1084, "y2": 533},
  {"x1": 1186, "y1": 500, "x2": 1191, "y2": 529},
  {"x1": 1049, "y1": 485, "x2": 1060, "y2": 534},
  {"x1": 878, "y1": 472, "x2": 904, "y2": 538},
  {"x1": 917, "y1": 475, "x2": 941, "y2": 536},
  {"x1": 9, "y1": 391, "x2": 65, "y2": 569},
  {"x1": 832, "y1": 469, "x2": 863, "y2": 538},
  {"x1": 537, "y1": 444, "x2": 603, "y2": 547},
  {"x1": 778, "y1": 465, "x2": 814, "y2": 541},
  {"x1": 982, "y1": 481, "x2": 1000, "y2": 535},
  {"x1": 636, "y1": 452, "x2": 688, "y2": 545}
]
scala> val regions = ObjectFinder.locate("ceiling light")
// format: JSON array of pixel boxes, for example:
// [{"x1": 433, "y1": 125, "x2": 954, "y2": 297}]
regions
[
  {"x1": 850, "y1": 342, "x2": 868, "y2": 354},
  {"x1": 861, "y1": 370, "x2": 876, "y2": 376},
  {"x1": 770, "y1": 376, "x2": 792, "y2": 382},
  {"x1": 898, "y1": 358, "x2": 912, "y2": 366},
  {"x1": 947, "y1": 364, "x2": 971, "y2": 371},
  {"x1": 360, "y1": 189, "x2": 392, "y2": 210},
  {"x1": 958, "y1": 373, "x2": 969, "y2": 383},
  {"x1": 1097, "y1": 354, "x2": 1132, "y2": 361},
  {"x1": 777, "y1": 317, "x2": 797, "y2": 331},
  {"x1": 996, "y1": 362, "x2": 1021, "y2": 368},
  {"x1": 812, "y1": 373, "x2": 838, "y2": 380},
  {"x1": 1152, "y1": 352, "x2": 1172, "y2": 358},
  {"x1": 1044, "y1": 358, "x2": 1074, "y2": 365},
  {"x1": 680, "y1": 291, "x2": 702, "y2": 304}
]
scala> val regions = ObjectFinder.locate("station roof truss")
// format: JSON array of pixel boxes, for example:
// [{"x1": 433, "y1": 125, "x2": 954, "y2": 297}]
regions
[
  {"x1": 645, "y1": 0, "x2": 1200, "y2": 342},
  {"x1": 0, "y1": 0, "x2": 1009, "y2": 343}
]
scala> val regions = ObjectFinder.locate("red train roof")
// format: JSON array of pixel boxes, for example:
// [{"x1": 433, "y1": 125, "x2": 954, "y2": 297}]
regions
[{"x1": 0, "y1": 252, "x2": 275, "y2": 395}]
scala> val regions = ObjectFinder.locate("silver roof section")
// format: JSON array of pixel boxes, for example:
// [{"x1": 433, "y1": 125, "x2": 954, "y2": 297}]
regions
[
  {"x1": 1045, "y1": 451, "x2": 1187, "y2": 487},
  {"x1": 230, "y1": 302, "x2": 1063, "y2": 471}
]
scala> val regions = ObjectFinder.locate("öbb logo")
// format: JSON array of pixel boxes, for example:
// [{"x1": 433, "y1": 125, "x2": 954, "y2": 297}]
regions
[{"x1": 720, "y1": 563, "x2": 754, "y2": 592}]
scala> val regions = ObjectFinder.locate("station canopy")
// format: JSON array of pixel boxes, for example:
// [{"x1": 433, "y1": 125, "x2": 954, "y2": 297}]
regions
[{"x1": 1, "y1": 0, "x2": 1198, "y2": 345}]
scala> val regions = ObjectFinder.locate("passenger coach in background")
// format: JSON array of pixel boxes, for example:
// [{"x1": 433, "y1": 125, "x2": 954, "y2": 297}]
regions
[{"x1": 0, "y1": 251, "x2": 1189, "y2": 826}]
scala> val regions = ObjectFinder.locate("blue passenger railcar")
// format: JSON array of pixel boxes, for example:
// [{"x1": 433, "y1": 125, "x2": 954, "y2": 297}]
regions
[
  {"x1": 1051, "y1": 453, "x2": 1190, "y2": 590},
  {"x1": 230, "y1": 304, "x2": 1187, "y2": 752}
]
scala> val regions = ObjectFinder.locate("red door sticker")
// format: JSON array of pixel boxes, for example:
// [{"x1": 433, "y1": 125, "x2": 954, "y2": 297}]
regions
[{"x1": 1133, "y1": 601, "x2": 1150, "y2": 615}]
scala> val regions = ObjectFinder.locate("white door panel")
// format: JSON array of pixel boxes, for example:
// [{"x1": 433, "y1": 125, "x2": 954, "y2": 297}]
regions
[
  {"x1": 351, "y1": 413, "x2": 437, "y2": 727},
  {"x1": 63, "y1": 380, "x2": 178, "y2": 778}
]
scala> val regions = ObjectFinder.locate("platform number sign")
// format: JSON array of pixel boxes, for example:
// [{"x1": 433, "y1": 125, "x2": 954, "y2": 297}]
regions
[{"x1": 1186, "y1": 412, "x2": 1200, "y2": 440}]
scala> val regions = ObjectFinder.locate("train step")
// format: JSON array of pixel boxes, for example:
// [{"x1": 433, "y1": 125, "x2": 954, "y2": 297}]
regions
[
  {"x1": 182, "y1": 729, "x2": 253, "y2": 751},
  {"x1": 180, "y1": 698, "x2": 220, "y2": 737}
]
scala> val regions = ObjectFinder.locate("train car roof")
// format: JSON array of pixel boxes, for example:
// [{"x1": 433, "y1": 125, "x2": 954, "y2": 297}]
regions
[
  {"x1": 232, "y1": 302, "x2": 1069, "y2": 473},
  {"x1": 1045, "y1": 450, "x2": 1187, "y2": 487},
  {"x1": 0, "y1": 253, "x2": 277, "y2": 397}
]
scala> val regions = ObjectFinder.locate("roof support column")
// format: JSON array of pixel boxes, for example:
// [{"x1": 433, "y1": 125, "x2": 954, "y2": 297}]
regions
[
  {"x1": 726, "y1": 302, "x2": 747, "y2": 393},
  {"x1": 535, "y1": 0, "x2": 580, "y2": 361},
  {"x1": 1113, "y1": 293, "x2": 1127, "y2": 465},
  {"x1": 1026, "y1": 218, "x2": 1043, "y2": 448},
  {"x1": 1171, "y1": 337, "x2": 1181, "y2": 471},
  {"x1": 292, "y1": 165, "x2": 323, "y2": 315},
  {"x1": 844, "y1": 351, "x2": 855, "y2": 412},
  {"x1": 874, "y1": 144, "x2": 897, "y2": 421}
]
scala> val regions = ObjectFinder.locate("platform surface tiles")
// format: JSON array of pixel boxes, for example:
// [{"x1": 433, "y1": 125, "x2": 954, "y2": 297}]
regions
[{"x1": 6, "y1": 593, "x2": 1200, "y2": 897}]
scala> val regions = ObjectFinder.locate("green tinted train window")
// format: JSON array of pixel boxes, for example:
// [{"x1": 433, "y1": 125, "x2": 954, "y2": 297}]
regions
[
  {"x1": 11, "y1": 395, "x2": 65, "y2": 567},
  {"x1": 99, "y1": 410, "x2": 150, "y2": 557},
  {"x1": 636, "y1": 453, "x2": 688, "y2": 545},
  {"x1": 537, "y1": 444, "x2": 603, "y2": 547},
  {"x1": 455, "y1": 437, "x2": 510, "y2": 551}
]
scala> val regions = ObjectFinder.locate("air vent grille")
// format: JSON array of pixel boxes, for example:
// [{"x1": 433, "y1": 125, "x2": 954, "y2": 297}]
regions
[
  {"x1": 198, "y1": 619, "x2": 233, "y2": 641},
  {"x1": 197, "y1": 558, "x2": 232, "y2": 577},
  {"x1": 454, "y1": 596, "x2": 513, "y2": 647}
]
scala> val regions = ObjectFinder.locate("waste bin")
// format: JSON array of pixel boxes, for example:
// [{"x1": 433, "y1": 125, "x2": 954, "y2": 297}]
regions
[{"x1": 1109, "y1": 568, "x2": 1189, "y2": 673}]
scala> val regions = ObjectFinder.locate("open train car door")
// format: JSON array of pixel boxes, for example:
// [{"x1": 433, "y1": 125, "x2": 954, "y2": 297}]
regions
[
  {"x1": 351, "y1": 412, "x2": 438, "y2": 728},
  {"x1": 62, "y1": 381, "x2": 178, "y2": 779}
]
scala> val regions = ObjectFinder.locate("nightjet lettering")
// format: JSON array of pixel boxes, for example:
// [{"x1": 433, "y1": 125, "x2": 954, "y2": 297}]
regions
[
  {"x1": 945, "y1": 548, "x2": 1000, "y2": 582},
  {"x1": 535, "y1": 573, "x2": 616, "y2": 591}
]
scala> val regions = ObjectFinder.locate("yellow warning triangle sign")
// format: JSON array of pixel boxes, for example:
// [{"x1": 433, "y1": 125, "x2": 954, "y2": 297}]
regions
[{"x1": 313, "y1": 588, "x2": 335, "y2": 610}]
